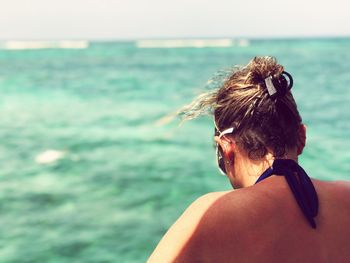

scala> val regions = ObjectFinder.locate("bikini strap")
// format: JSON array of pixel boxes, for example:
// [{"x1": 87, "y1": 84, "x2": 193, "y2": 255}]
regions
[{"x1": 255, "y1": 159, "x2": 319, "y2": 229}]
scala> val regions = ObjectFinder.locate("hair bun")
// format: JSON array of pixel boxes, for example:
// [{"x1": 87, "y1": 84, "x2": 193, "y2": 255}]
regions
[{"x1": 248, "y1": 56, "x2": 282, "y2": 82}]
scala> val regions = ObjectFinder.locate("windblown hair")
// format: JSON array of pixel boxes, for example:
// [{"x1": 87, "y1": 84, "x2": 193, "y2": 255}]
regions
[{"x1": 179, "y1": 56, "x2": 302, "y2": 159}]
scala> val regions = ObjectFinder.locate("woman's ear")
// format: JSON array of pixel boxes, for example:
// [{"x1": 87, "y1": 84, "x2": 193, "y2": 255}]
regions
[
  {"x1": 297, "y1": 124, "x2": 307, "y2": 155},
  {"x1": 214, "y1": 136, "x2": 235, "y2": 160}
]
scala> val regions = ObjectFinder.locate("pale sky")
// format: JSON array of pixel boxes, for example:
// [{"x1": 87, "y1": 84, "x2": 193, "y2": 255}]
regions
[{"x1": 0, "y1": 0, "x2": 349, "y2": 40}]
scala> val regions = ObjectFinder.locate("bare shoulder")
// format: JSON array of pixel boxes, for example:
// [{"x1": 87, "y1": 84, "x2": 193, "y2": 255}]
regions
[
  {"x1": 316, "y1": 178, "x2": 350, "y2": 187},
  {"x1": 170, "y1": 188, "x2": 266, "y2": 262},
  {"x1": 148, "y1": 188, "x2": 277, "y2": 262},
  {"x1": 315, "y1": 179, "x2": 350, "y2": 199},
  {"x1": 171, "y1": 190, "x2": 234, "y2": 222},
  {"x1": 147, "y1": 191, "x2": 232, "y2": 263},
  {"x1": 332, "y1": 179, "x2": 350, "y2": 190},
  {"x1": 189, "y1": 191, "x2": 231, "y2": 206},
  {"x1": 177, "y1": 189, "x2": 254, "y2": 230}
]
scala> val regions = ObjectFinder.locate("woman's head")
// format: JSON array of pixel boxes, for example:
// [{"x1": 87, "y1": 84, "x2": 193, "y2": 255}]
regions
[
  {"x1": 180, "y1": 56, "x2": 305, "y2": 187},
  {"x1": 214, "y1": 56, "x2": 302, "y2": 159}
]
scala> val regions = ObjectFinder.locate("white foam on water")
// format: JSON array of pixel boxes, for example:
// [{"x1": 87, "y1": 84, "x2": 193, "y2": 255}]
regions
[
  {"x1": 35, "y1": 150, "x2": 65, "y2": 164},
  {"x1": 136, "y1": 39, "x2": 234, "y2": 48},
  {"x1": 238, "y1": 39, "x2": 250, "y2": 47},
  {"x1": 1, "y1": 40, "x2": 89, "y2": 50}
]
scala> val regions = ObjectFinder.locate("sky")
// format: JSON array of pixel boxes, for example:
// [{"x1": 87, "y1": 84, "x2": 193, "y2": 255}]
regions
[{"x1": 0, "y1": 0, "x2": 349, "y2": 40}]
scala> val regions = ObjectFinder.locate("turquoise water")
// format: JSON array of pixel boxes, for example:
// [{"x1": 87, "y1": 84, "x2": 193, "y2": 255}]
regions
[{"x1": 0, "y1": 38, "x2": 349, "y2": 262}]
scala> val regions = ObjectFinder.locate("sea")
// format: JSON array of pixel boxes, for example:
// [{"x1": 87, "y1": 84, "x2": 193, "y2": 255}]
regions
[{"x1": 0, "y1": 38, "x2": 349, "y2": 262}]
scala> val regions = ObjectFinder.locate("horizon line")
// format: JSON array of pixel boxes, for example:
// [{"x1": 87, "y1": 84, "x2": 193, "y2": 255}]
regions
[{"x1": 0, "y1": 34, "x2": 349, "y2": 42}]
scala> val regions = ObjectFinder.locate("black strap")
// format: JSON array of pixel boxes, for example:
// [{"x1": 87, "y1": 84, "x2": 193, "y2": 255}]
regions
[{"x1": 255, "y1": 159, "x2": 319, "y2": 229}]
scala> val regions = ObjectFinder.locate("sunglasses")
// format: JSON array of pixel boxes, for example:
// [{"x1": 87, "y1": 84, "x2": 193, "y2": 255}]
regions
[{"x1": 215, "y1": 127, "x2": 234, "y2": 175}]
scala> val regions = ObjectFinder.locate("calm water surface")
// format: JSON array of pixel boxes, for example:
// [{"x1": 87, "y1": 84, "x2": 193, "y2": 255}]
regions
[{"x1": 0, "y1": 38, "x2": 349, "y2": 262}]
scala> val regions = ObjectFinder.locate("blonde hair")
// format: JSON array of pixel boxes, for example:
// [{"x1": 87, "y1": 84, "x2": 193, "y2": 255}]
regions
[{"x1": 179, "y1": 56, "x2": 302, "y2": 159}]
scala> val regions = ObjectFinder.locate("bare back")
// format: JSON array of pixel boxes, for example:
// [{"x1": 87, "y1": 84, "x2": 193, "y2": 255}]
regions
[{"x1": 173, "y1": 177, "x2": 350, "y2": 262}]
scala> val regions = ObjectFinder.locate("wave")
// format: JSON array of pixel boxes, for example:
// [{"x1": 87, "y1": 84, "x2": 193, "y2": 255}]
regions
[
  {"x1": 136, "y1": 39, "x2": 241, "y2": 48},
  {"x1": 35, "y1": 150, "x2": 65, "y2": 164},
  {"x1": 0, "y1": 40, "x2": 89, "y2": 50}
]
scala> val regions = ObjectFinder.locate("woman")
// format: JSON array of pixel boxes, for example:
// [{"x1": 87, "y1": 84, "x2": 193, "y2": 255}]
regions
[{"x1": 148, "y1": 57, "x2": 350, "y2": 262}]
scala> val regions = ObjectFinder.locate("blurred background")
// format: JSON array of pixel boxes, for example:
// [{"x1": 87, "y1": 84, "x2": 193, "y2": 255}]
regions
[{"x1": 0, "y1": 0, "x2": 349, "y2": 262}]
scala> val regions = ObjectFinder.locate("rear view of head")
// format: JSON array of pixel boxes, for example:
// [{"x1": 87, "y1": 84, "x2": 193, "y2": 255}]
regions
[{"x1": 180, "y1": 56, "x2": 303, "y2": 160}]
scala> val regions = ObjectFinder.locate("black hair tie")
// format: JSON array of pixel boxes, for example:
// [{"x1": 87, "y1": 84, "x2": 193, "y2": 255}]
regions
[{"x1": 264, "y1": 71, "x2": 293, "y2": 99}]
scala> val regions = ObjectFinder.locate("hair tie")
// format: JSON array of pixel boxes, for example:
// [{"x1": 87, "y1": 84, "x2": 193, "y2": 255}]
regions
[{"x1": 264, "y1": 71, "x2": 293, "y2": 99}]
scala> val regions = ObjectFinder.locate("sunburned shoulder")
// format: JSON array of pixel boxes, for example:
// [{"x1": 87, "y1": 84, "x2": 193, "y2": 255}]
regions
[
  {"x1": 148, "y1": 189, "x2": 256, "y2": 263},
  {"x1": 147, "y1": 191, "x2": 234, "y2": 263},
  {"x1": 329, "y1": 180, "x2": 350, "y2": 201},
  {"x1": 332, "y1": 179, "x2": 350, "y2": 189},
  {"x1": 315, "y1": 179, "x2": 350, "y2": 197},
  {"x1": 194, "y1": 190, "x2": 233, "y2": 206},
  {"x1": 186, "y1": 189, "x2": 258, "y2": 219},
  {"x1": 315, "y1": 178, "x2": 350, "y2": 186}
]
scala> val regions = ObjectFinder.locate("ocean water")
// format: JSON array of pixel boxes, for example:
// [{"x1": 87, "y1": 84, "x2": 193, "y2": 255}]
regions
[{"x1": 0, "y1": 38, "x2": 349, "y2": 262}]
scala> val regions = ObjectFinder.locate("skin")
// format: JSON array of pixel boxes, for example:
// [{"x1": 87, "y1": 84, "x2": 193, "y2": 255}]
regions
[{"x1": 148, "y1": 124, "x2": 350, "y2": 263}]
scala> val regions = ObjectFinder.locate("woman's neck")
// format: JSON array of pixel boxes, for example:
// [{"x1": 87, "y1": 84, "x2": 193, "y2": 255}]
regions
[{"x1": 231, "y1": 149, "x2": 298, "y2": 188}]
